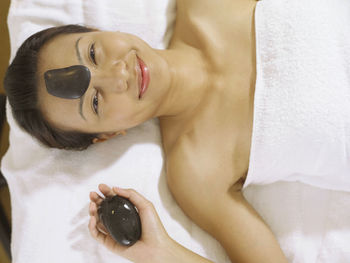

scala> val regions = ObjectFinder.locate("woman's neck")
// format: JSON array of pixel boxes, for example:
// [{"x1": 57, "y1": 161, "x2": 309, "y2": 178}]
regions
[{"x1": 155, "y1": 47, "x2": 210, "y2": 122}]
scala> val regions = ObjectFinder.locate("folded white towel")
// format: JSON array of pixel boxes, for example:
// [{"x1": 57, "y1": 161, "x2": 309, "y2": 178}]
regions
[{"x1": 244, "y1": 0, "x2": 350, "y2": 192}]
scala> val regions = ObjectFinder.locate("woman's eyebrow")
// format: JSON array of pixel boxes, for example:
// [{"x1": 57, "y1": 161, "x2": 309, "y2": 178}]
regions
[
  {"x1": 79, "y1": 94, "x2": 86, "y2": 120},
  {"x1": 75, "y1": 36, "x2": 83, "y2": 64},
  {"x1": 75, "y1": 36, "x2": 87, "y2": 121}
]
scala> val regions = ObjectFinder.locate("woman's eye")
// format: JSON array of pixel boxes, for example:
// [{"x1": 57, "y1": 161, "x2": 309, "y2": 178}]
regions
[
  {"x1": 90, "y1": 43, "x2": 97, "y2": 65},
  {"x1": 93, "y1": 92, "x2": 99, "y2": 114}
]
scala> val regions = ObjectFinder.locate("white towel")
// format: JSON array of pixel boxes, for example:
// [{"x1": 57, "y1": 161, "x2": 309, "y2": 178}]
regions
[
  {"x1": 244, "y1": 181, "x2": 350, "y2": 263},
  {"x1": 244, "y1": 0, "x2": 350, "y2": 192}
]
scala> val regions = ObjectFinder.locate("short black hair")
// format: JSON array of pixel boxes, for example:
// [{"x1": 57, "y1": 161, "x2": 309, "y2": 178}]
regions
[{"x1": 4, "y1": 24, "x2": 99, "y2": 150}]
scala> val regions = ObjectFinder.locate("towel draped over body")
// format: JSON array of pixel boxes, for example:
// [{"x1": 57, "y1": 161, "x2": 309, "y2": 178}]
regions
[{"x1": 244, "y1": 0, "x2": 350, "y2": 192}]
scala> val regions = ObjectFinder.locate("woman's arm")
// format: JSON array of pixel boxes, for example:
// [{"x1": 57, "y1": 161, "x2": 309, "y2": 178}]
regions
[
  {"x1": 88, "y1": 184, "x2": 213, "y2": 263},
  {"x1": 167, "y1": 145, "x2": 289, "y2": 263},
  {"x1": 169, "y1": 184, "x2": 289, "y2": 263}
]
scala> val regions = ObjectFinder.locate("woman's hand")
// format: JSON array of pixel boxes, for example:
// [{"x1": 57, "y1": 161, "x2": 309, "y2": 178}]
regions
[{"x1": 88, "y1": 184, "x2": 173, "y2": 263}]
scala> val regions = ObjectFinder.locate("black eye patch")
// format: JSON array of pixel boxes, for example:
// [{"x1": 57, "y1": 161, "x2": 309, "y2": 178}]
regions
[{"x1": 44, "y1": 65, "x2": 91, "y2": 99}]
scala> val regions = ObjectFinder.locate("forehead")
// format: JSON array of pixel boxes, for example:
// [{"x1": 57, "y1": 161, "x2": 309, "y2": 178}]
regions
[
  {"x1": 37, "y1": 32, "x2": 87, "y2": 131},
  {"x1": 39, "y1": 32, "x2": 82, "y2": 71}
]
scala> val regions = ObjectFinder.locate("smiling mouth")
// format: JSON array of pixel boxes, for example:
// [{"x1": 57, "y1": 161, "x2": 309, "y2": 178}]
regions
[{"x1": 136, "y1": 56, "x2": 150, "y2": 99}]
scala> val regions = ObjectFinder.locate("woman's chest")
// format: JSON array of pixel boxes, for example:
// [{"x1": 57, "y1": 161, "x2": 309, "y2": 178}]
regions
[{"x1": 161, "y1": 74, "x2": 255, "y2": 187}]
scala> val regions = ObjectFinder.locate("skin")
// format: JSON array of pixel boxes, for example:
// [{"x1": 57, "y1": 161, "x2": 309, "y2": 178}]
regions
[{"x1": 38, "y1": 0, "x2": 288, "y2": 262}]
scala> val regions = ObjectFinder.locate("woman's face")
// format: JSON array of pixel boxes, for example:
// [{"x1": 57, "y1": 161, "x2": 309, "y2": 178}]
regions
[{"x1": 38, "y1": 31, "x2": 170, "y2": 134}]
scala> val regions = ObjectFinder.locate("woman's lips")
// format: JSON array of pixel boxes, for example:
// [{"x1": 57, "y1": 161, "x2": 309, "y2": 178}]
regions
[{"x1": 137, "y1": 56, "x2": 150, "y2": 99}]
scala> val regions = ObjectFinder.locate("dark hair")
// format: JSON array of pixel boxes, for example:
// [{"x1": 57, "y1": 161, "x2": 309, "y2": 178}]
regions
[{"x1": 4, "y1": 24, "x2": 99, "y2": 150}]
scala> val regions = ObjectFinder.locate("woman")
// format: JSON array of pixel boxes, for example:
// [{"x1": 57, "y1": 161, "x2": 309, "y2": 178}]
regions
[{"x1": 4, "y1": 0, "x2": 300, "y2": 262}]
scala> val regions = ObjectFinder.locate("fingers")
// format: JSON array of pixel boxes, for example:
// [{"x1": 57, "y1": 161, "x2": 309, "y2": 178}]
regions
[
  {"x1": 112, "y1": 187, "x2": 153, "y2": 214},
  {"x1": 90, "y1": 185, "x2": 152, "y2": 212},
  {"x1": 89, "y1": 185, "x2": 154, "y2": 231},
  {"x1": 89, "y1": 184, "x2": 117, "y2": 204},
  {"x1": 89, "y1": 185, "x2": 124, "y2": 245},
  {"x1": 89, "y1": 184, "x2": 117, "y2": 236},
  {"x1": 89, "y1": 201, "x2": 97, "y2": 216},
  {"x1": 88, "y1": 216, "x2": 107, "y2": 243},
  {"x1": 88, "y1": 185, "x2": 168, "y2": 256},
  {"x1": 98, "y1": 184, "x2": 117, "y2": 198},
  {"x1": 89, "y1": 201, "x2": 108, "y2": 231},
  {"x1": 88, "y1": 211, "x2": 128, "y2": 256},
  {"x1": 97, "y1": 222, "x2": 109, "y2": 235},
  {"x1": 89, "y1": 191, "x2": 104, "y2": 206}
]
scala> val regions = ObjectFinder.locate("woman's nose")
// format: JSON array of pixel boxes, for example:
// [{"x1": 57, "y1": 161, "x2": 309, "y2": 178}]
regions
[{"x1": 93, "y1": 60, "x2": 129, "y2": 93}]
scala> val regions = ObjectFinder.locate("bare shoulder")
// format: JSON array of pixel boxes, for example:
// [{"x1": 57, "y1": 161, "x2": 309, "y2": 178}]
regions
[
  {"x1": 170, "y1": 0, "x2": 259, "y2": 61},
  {"x1": 175, "y1": 0, "x2": 258, "y2": 21},
  {"x1": 176, "y1": 0, "x2": 255, "y2": 13}
]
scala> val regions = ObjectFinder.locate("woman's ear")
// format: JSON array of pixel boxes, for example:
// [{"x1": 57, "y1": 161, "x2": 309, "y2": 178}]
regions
[{"x1": 92, "y1": 130, "x2": 127, "y2": 144}]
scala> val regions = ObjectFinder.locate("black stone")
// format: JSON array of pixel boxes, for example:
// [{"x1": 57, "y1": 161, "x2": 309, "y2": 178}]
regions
[
  {"x1": 98, "y1": 195, "x2": 142, "y2": 246},
  {"x1": 44, "y1": 65, "x2": 91, "y2": 99}
]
